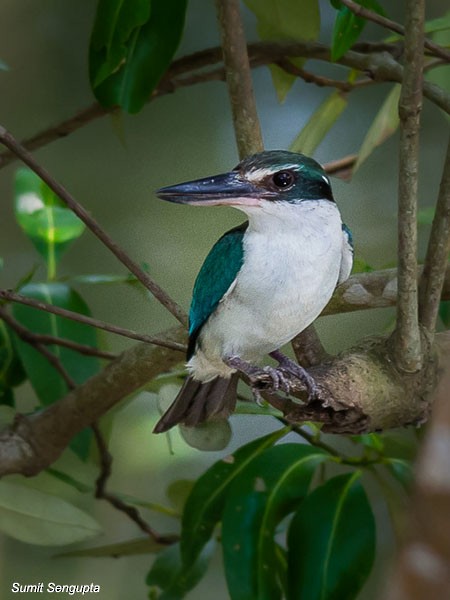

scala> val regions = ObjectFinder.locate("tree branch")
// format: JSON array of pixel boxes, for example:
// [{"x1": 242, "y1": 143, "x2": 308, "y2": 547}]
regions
[
  {"x1": 215, "y1": 0, "x2": 264, "y2": 158},
  {"x1": 0, "y1": 289, "x2": 186, "y2": 352},
  {"x1": 1, "y1": 42, "x2": 448, "y2": 172},
  {"x1": 419, "y1": 136, "x2": 450, "y2": 333},
  {"x1": 340, "y1": 0, "x2": 450, "y2": 63},
  {"x1": 0, "y1": 126, "x2": 188, "y2": 327},
  {"x1": 394, "y1": 0, "x2": 425, "y2": 372},
  {"x1": 0, "y1": 307, "x2": 117, "y2": 360}
]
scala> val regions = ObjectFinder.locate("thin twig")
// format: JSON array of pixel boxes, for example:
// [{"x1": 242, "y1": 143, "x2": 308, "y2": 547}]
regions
[
  {"x1": 394, "y1": 0, "x2": 425, "y2": 372},
  {"x1": 215, "y1": 0, "x2": 264, "y2": 158},
  {"x1": 323, "y1": 153, "x2": 358, "y2": 179},
  {"x1": 340, "y1": 0, "x2": 450, "y2": 63},
  {"x1": 91, "y1": 424, "x2": 176, "y2": 544},
  {"x1": 0, "y1": 126, "x2": 187, "y2": 327},
  {"x1": 0, "y1": 289, "x2": 186, "y2": 352},
  {"x1": 419, "y1": 137, "x2": 450, "y2": 333},
  {"x1": 276, "y1": 59, "x2": 373, "y2": 91},
  {"x1": 0, "y1": 307, "x2": 117, "y2": 360}
]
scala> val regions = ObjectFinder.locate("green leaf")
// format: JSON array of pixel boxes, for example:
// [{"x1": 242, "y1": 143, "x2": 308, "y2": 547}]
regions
[
  {"x1": 439, "y1": 300, "x2": 450, "y2": 328},
  {"x1": 351, "y1": 255, "x2": 374, "y2": 274},
  {"x1": 146, "y1": 540, "x2": 215, "y2": 600},
  {"x1": 426, "y1": 24, "x2": 450, "y2": 122},
  {"x1": 166, "y1": 480, "x2": 195, "y2": 514},
  {"x1": 243, "y1": 0, "x2": 320, "y2": 101},
  {"x1": 12, "y1": 282, "x2": 101, "y2": 460},
  {"x1": 353, "y1": 84, "x2": 401, "y2": 174},
  {"x1": 0, "y1": 480, "x2": 102, "y2": 546},
  {"x1": 385, "y1": 458, "x2": 414, "y2": 490},
  {"x1": 417, "y1": 207, "x2": 435, "y2": 226},
  {"x1": 331, "y1": 0, "x2": 385, "y2": 61},
  {"x1": 222, "y1": 444, "x2": 328, "y2": 600},
  {"x1": 180, "y1": 428, "x2": 289, "y2": 568},
  {"x1": 90, "y1": 0, "x2": 188, "y2": 113},
  {"x1": 287, "y1": 472, "x2": 375, "y2": 600},
  {"x1": 14, "y1": 168, "x2": 85, "y2": 276},
  {"x1": 58, "y1": 536, "x2": 169, "y2": 558},
  {"x1": 290, "y1": 91, "x2": 348, "y2": 156}
]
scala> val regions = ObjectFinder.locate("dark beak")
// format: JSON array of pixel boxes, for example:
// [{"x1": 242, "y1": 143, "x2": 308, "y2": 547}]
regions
[{"x1": 156, "y1": 171, "x2": 266, "y2": 207}]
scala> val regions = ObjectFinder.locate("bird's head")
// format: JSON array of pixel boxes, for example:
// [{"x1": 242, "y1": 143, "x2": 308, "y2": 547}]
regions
[{"x1": 156, "y1": 150, "x2": 334, "y2": 210}]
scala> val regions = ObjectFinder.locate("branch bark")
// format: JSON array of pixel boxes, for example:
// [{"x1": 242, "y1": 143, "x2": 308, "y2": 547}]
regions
[{"x1": 394, "y1": 0, "x2": 425, "y2": 372}]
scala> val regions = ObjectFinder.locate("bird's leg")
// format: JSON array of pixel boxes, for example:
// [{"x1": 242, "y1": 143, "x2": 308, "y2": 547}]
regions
[
  {"x1": 225, "y1": 355, "x2": 291, "y2": 399},
  {"x1": 269, "y1": 349, "x2": 319, "y2": 399}
]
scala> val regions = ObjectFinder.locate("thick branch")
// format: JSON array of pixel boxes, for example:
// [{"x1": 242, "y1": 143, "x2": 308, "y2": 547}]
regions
[
  {"x1": 394, "y1": 0, "x2": 424, "y2": 372},
  {"x1": 0, "y1": 127, "x2": 188, "y2": 327},
  {"x1": 215, "y1": 0, "x2": 263, "y2": 158},
  {"x1": 0, "y1": 328, "x2": 186, "y2": 477},
  {"x1": 419, "y1": 136, "x2": 450, "y2": 333}
]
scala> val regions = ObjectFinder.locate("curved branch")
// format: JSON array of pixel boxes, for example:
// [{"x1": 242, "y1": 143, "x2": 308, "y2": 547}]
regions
[{"x1": 1, "y1": 41, "x2": 449, "y2": 171}]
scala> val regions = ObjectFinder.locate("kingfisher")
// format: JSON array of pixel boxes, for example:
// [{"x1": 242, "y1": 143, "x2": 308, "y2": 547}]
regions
[{"x1": 153, "y1": 150, "x2": 353, "y2": 433}]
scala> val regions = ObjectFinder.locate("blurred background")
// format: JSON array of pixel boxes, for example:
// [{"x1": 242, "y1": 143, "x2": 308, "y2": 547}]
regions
[{"x1": 0, "y1": 0, "x2": 448, "y2": 598}]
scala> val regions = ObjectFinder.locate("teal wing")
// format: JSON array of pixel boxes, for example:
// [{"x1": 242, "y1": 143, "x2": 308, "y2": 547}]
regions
[{"x1": 187, "y1": 222, "x2": 248, "y2": 358}]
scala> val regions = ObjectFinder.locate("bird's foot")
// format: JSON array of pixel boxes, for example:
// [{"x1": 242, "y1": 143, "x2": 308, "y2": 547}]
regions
[
  {"x1": 225, "y1": 356, "x2": 291, "y2": 397},
  {"x1": 269, "y1": 350, "x2": 319, "y2": 400}
]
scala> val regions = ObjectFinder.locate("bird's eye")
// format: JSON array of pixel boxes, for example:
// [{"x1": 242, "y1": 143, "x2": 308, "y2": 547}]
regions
[{"x1": 271, "y1": 170, "x2": 295, "y2": 189}]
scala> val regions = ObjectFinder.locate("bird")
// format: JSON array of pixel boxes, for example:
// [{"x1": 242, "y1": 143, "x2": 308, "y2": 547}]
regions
[{"x1": 153, "y1": 150, "x2": 353, "y2": 433}]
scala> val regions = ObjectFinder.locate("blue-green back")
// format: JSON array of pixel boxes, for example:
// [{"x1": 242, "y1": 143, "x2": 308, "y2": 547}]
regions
[{"x1": 187, "y1": 222, "x2": 247, "y2": 358}]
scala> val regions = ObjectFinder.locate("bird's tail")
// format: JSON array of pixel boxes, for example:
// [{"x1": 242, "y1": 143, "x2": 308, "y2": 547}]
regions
[{"x1": 153, "y1": 374, "x2": 239, "y2": 433}]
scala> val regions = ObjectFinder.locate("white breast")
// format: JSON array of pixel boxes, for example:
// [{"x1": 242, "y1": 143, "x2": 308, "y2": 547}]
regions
[{"x1": 189, "y1": 199, "x2": 345, "y2": 381}]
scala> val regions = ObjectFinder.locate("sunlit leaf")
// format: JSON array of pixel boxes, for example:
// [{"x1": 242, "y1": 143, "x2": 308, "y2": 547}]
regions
[
  {"x1": 14, "y1": 168, "x2": 85, "y2": 276},
  {"x1": 351, "y1": 256, "x2": 374, "y2": 273},
  {"x1": 353, "y1": 84, "x2": 401, "y2": 174},
  {"x1": 243, "y1": 0, "x2": 320, "y2": 101},
  {"x1": 418, "y1": 207, "x2": 435, "y2": 226},
  {"x1": 90, "y1": 0, "x2": 188, "y2": 113},
  {"x1": 290, "y1": 91, "x2": 348, "y2": 156},
  {"x1": 0, "y1": 480, "x2": 102, "y2": 546},
  {"x1": 180, "y1": 428, "x2": 288, "y2": 568},
  {"x1": 146, "y1": 540, "x2": 215, "y2": 600},
  {"x1": 331, "y1": 0, "x2": 385, "y2": 61},
  {"x1": 12, "y1": 282, "x2": 101, "y2": 460},
  {"x1": 287, "y1": 472, "x2": 375, "y2": 600},
  {"x1": 222, "y1": 444, "x2": 328, "y2": 600}
]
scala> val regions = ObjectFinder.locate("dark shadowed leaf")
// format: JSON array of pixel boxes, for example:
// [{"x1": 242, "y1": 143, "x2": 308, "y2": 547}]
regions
[
  {"x1": 146, "y1": 540, "x2": 215, "y2": 600},
  {"x1": 290, "y1": 91, "x2": 348, "y2": 156},
  {"x1": 243, "y1": 0, "x2": 320, "y2": 101},
  {"x1": 90, "y1": 0, "x2": 188, "y2": 113},
  {"x1": 14, "y1": 168, "x2": 85, "y2": 274},
  {"x1": 385, "y1": 458, "x2": 414, "y2": 490},
  {"x1": 12, "y1": 282, "x2": 101, "y2": 459},
  {"x1": 222, "y1": 444, "x2": 328, "y2": 600},
  {"x1": 180, "y1": 428, "x2": 289, "y2": 568},
  {"x1": 0, "y1": 321, "x2": 26, "y2": 405},
  {"x1": 287, "y1": 472, "x2": 375, "y2": 600},
  {"x1": 439, "y1": 301, "x2": 450, "y2": 328}
]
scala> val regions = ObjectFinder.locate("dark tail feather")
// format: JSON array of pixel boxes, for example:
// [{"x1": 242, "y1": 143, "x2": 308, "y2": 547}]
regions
[{"x1": 153, "y1": 374, "x2": 239, "y2": 433}]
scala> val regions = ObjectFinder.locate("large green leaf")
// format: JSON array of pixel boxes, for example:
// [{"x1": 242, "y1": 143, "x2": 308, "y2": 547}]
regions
[
  {"x1": 243, "y1": 0, "x2": 320, "y2": 101},
  {"x1": 14, "y1": 168, "x2": 85, "y2": 277},
  {"x1": 146, "y1": 540, "x2": 215, "y2": 600},
  {"x1": 331, "y1": 0, "x2": 385, "y2": 61},
  {"x1": 222, "y1": 444, "x2": 328, "y2": 600},
  {"x1": 353, "y1": 84, "x2": 401, "y2": 174},
  {"x1": 290, "y1": 91, "x2": 348, "y2": 156},
  {"x1": 0, "y1": 321, "x2": 26, "y2": 406},
  {"x1": 180, "y1": 428, "x2": 288, "y2": 567},
  {"x1": 12, "y1": 282, "x2": 101, "y2": 459},
  {"x1": 0, "y1": 480, "x2": 102, "y2": 546},
  {"x1": 287, "y1": 472, "x2": 375, "y2": 600},
  {"x1": 90, "y1": 0, "x2": 188, "y2": 113}
]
